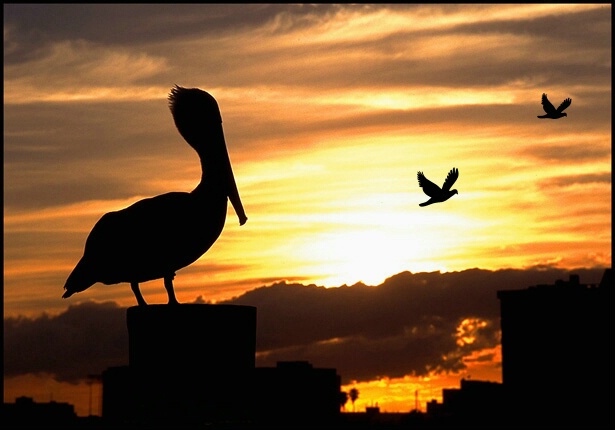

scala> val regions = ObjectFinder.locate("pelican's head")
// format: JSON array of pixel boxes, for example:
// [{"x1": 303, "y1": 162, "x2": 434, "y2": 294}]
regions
[
  {"x1": 168, "y1": 85, "x2": 247, "y2": 226},
  {"x1": 168, "y1": 85, "x2": 223, "y2": 149}
]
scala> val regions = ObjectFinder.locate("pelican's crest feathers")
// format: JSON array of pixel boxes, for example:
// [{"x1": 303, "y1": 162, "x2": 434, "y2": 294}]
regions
[{"x1": 168, "y1": 85, "x2": 222, "y2": 144}]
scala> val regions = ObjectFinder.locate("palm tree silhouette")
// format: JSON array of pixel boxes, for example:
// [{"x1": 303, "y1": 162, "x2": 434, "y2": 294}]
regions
[
  {"x1": 339, "y1": 391, "x2": 349, "y2": 411},
  {"x1": 349, "y1": 387, "x2": 359, "y2": 412}
]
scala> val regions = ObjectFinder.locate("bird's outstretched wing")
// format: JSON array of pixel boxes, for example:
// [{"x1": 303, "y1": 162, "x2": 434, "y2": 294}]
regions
[
  {"x1": 417, "y1": 171, "x2": 442, "y2": 197},
  {"x1": 557, "y1": 97, "x2": 572, "y2": 113},
  {"x1": 541, "y1": 93, "x2": 557, "y2": 115},
  {"x1": 442, "y1": 167, "x2": 459, "y2": 192}
]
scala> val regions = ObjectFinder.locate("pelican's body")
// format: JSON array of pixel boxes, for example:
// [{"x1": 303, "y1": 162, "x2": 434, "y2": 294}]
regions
[{"x1": 63, "y1": 86, "x2": 247, "y2": 305}]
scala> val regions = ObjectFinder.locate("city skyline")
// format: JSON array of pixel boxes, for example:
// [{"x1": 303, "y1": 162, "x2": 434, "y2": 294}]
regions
[
  {"x1": 5, "y1": 267, "x2": 611, "y2": 428},
  {"x1": 3, "y1": 4, "x2": 612, "y2": 417},
  {"x1": 4, "y1": 267, "x2": 608, "y2": 417}
]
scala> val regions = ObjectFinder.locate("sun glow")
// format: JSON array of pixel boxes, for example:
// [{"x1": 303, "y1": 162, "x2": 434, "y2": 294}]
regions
[
  {"x1": 289, "y1": 211, "x2": 481, "y2": 287},
  {"x1": 298, "y1": 228, "x2": 414, "y2": 287}
]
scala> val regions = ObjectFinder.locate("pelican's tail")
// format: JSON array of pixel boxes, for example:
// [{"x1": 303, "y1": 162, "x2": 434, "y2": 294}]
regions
[{"x1": 63, "y1": 259, "x2": 95, "y2": 299}]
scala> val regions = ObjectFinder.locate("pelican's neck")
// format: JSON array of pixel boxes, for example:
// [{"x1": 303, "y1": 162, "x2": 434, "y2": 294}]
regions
[
  {"x1": 187, "y1": 123, "x2": 247, "y2": 225},
  {"x1": 189, "y1": 124, "x2": 231, "y2": 196},
  {"x1": 193, "y1": 150, "x2": 228, "y2": 195}
]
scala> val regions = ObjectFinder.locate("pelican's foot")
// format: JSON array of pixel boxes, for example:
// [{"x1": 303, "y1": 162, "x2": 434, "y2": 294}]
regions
[
  {"x1": 164, "y1": 274, "x2": 179, "y2": 306},
  {"x1": 131, "y1": 282, "x2": 148, "y2": 306}
]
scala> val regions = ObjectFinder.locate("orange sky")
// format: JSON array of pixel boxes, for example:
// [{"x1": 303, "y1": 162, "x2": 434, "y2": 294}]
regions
[{"x1": 4, "y1": 4, "x2": 611, "y2": 416}]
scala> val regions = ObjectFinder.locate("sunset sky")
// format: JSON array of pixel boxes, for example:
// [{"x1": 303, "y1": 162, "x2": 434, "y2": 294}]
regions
[{"x1": 4, "y1": 4, "x2": 611, "y2": 416}]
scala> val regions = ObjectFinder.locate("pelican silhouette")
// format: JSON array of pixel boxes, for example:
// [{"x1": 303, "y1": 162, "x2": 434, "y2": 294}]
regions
[{"x1": 62, "y1": 86, "x2": 247, "y2": 305}]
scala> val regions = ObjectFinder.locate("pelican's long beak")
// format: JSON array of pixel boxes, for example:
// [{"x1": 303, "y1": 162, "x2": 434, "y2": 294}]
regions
[
  {"x1": 228, "y1": 165, "x2": 247, "y2": 226},
  {"x1": 220, "y1": 128, "x2": 247, "y2": 226}
]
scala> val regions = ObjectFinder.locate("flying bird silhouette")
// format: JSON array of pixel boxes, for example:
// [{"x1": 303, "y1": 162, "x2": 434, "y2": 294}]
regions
[
  {"x1": 417, "y1": 168, "x2": 459, "y2": 207},
  {"x1": 62, "y1": 86, "x2": 247, "y2": 306},
  {"x1": 537, "y1": 93, "x2": 571, "y2": 119}
]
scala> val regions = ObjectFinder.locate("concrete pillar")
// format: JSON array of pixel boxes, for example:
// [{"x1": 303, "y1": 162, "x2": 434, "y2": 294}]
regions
[{"x1": 126, "y1": 304, "x2": 256, "y2": 425}]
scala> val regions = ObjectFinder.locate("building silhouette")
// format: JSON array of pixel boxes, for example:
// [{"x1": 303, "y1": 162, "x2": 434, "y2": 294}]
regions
[
  {"x1": 497, "y1": 269, "x2": 612, "y2": 428},
  {"x1": 100, "y1": 304, "x2": 342, "y2": 427},
  {"x1": 423, "y1": 269, "x2": 611, "y2": 429},
  {"x1": 102, "y1": 360, "x2": 342, "y2": 427},
  {"x1": 104, "y1": 304, "x2": 257, "y2": 426},
  {"x1": 425, "y1": 379, "x2": 506, "y2": 427},
  {"x1": 2, "y1": 396, "x2": 77, "y2": 427},
  {"x1": 252, "y1": 361, "x2": 341, "y2": 426},
  {"x1": 101, "y1": 366, "x2": 132, "y2": 424}
]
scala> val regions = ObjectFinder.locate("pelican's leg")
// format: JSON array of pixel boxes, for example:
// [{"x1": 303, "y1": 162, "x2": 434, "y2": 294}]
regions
[
  {"x1": 164, "y1": 273, "x2": 179, "y2": 305},
  {"x1": 131, "y1": 282, "x2": 148, "y2": 306}
]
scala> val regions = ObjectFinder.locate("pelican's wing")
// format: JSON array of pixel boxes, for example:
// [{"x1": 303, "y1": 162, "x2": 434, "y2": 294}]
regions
[
  {"x1": 541, "y1": 93, "x2": 557, "y2": 115},
  {"x1": 417, "y1": 171, "x2": 442, "y2": 197},
  {"x1": 442, "y1": 167, "x2": 459, "y2": 192},
  {"x1": 557, "y1": 97, "x2": 572, "y2": 113}
]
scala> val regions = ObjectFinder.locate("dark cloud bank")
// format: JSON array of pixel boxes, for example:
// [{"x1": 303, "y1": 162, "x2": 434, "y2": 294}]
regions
[{"x1": 4, "y1": 267, "x2": 606, "y2": 384}]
